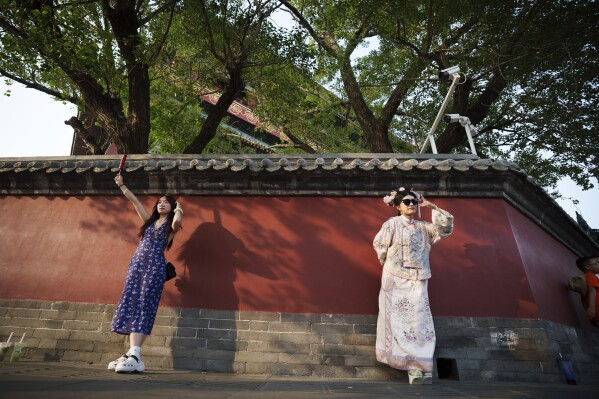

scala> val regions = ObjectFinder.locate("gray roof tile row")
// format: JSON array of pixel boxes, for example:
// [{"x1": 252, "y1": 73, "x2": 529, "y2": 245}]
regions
[{"x1": 0, "y1": 156, "x2": 523, "y2": 175}]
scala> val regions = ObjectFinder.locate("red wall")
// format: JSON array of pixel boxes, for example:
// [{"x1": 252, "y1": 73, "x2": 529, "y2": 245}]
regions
[{"x1": 0, "y1": 195, "x2": 586, "y2": 327}]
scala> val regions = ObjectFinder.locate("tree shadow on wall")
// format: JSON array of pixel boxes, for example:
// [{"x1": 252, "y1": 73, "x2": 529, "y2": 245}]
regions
[
  {"x1": 169, "y1": 209, "x2": 276, "y2": 372},
  {"x1": 431, "y1": 242, "x2": 538, "y2": 318},
  {"x1": 178, "y1": 196, "x2": 384, "y2": 315}
]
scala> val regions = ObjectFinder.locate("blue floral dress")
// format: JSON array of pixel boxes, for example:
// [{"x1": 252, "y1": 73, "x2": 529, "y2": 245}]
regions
[{"x1": 111, "y1": 221, "x2": 169, "y2": 335}]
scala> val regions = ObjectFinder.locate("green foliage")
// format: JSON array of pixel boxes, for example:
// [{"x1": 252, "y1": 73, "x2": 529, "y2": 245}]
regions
[
  {"x1": 280, "y1": 0, "x2": 598, "y2": 189},
  {"x1": 1, "y1": 0, "x2": 597, "y2": 193},
  {"x1": 0, "y1": 0, "x2": 179, "y2": 153}
]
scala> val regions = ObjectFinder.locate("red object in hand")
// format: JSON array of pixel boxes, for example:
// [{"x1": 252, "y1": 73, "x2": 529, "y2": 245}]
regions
[{"x1": 118, "y1": 153, "x2": 127, "y2": 173}]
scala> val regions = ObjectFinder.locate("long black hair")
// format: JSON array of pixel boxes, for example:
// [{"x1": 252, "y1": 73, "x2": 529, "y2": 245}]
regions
[{"x1": 138, "y1": 195, "x2": 178, "y2": 250}]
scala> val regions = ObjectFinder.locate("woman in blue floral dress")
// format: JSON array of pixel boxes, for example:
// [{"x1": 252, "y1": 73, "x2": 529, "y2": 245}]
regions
[{"x1": 108, "y1": 173, "x2": 183, "y2": 373}]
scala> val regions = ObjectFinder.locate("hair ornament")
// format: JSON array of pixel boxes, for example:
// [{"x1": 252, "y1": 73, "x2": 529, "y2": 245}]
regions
[
  {"x1": 408, "y1": 187, "x2": 420, "y2": 200},
  {"x1": 409, "y1": 187, "x2": 422, "y2": 218},
  {"x1": 383, "y1": 190, "x2": 398, "y2": 206}
]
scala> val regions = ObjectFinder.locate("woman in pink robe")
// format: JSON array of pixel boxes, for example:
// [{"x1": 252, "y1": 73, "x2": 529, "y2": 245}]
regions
[{"x1": 373, "y1": 187, "x2": 453, "y2": 384}]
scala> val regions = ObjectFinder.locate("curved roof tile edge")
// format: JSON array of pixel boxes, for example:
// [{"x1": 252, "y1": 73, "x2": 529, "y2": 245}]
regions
[{"x1": 0, "y1": 154, "x2": 526, "y2": 176}]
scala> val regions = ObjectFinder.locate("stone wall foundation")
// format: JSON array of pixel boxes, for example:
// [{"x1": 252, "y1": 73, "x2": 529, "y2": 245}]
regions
[{"x1": 1, "y1": 299, "x2": 598, "y2": 383}]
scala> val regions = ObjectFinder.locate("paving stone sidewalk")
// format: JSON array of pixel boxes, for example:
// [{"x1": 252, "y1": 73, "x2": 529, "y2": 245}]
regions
[{"x1": 0, "y1": 361, "x2": 596, "y2": 399}]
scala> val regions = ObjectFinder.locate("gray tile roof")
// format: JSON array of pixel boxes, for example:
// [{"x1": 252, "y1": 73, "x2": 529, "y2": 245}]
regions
[{"x1": 0, "y1": 153, "x2": 518, "y2": 174}]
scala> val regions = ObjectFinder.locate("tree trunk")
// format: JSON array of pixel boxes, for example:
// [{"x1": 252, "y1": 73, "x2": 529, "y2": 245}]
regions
[
  {"x1": 339, "y1": 59, "x2": 393, "y2": 153},
  {"x1": 183, "y1": 69, "x2": 244, "y2": 154},
  {"x1": 124, "y1": 62, "x2": 151, "y2": 153},
  {"x1": 104, "y1": 1, "x2": 151, "y2": 154}
]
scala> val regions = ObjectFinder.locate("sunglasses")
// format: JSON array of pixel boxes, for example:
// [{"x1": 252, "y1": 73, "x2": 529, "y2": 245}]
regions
[{"x1": 401, "y1": 199, "x2": 419, "y2": 206}]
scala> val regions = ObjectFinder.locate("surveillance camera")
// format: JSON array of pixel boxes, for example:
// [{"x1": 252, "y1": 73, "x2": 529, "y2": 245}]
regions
[
  {"x1": 438, "y1": 66, "x2": 460, "y2": 80},
  {"x1": 443, "y1": 114, "x2": 462, "y2": 123}
]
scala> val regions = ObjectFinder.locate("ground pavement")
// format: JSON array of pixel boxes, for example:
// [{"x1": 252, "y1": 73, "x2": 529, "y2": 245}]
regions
[{"x1": 0, "y1": 361, "x2": 596, "y2": 399}]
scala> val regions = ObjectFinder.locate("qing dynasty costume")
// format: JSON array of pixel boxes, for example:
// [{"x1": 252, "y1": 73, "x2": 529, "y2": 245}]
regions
[{"x1": 373, "y1": 208, "x2": 453, "y2": 372}]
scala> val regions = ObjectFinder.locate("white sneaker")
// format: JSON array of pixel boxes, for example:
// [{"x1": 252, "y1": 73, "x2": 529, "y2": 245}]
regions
[
  {"x1": 115, "y1": 355, "x2": 145, "y2": 373},
  {"x1": 408, "y1": 370, "x2": 423, "y2": 385},
  {"x1": 107, "y1": 355, "x2": 128, "y2": 370}
]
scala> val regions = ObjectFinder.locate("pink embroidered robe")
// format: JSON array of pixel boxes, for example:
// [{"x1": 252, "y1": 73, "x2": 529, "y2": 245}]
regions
[{"x1": 373, "y1": 208, "x2": 453, "y2": 372}]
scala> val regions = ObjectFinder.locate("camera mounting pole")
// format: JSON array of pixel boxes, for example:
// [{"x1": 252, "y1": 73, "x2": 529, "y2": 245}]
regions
[
  {"x1": 442, "y1": 114, "x2": 478, "y2": 155},
  {"x1": 420, "y1": 71, "x2": 461, "y2": 154},
  {"x1": 458, "y1": 117, "x2": 478, "y2": 156}
]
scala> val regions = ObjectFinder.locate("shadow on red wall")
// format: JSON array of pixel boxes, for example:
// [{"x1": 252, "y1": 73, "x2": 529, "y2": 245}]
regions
[
  {"x1": 0, "y1": 195, "x2": 589, "y2": 328},
  {"x1": 164, "y1": 197, "x2": 382, "y2": 314}
]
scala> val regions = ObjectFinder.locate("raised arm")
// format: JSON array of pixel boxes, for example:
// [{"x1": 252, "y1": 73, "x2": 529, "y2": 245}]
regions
[
  {"x1": 114, "y1": 174, "x2": 151, "y2": 222},
  {"x1": 420, "y1": 195, "x2": 454, "y2": 244},
  {"x1": 172, "y1": 202, "x2": 183, "y2": 233}
]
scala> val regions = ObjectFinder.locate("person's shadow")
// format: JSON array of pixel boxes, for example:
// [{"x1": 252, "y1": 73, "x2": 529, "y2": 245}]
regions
[
  {"x1": 170, "y1": 209, "x2": 276, "y2": 371},
  {"x1": 174, "y1": 209, "x2": 276, "y2": 309}
]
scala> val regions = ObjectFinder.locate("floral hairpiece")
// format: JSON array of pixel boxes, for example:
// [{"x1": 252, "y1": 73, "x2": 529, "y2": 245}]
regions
[
  {"x1": 383, "y1": 187, "x2": 407, "y2": 206},
  {"x1": 383, "y1": 191, "x2": 396, "y2": 206}
]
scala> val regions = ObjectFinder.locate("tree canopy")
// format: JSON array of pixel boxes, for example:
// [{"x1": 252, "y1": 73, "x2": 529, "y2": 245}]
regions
[
  {"x1": 0, "y1": 0, "x2": 181, "y2": 154},
  {"x1": 1, "y1": 0, "x2": 597, "y2": 192},
  {"x1": 279, "y1": 0, "x2": 598, "y2": 189}
]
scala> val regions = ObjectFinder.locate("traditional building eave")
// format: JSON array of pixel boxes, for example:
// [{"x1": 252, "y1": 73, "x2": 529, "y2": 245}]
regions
[{"x1": 0, "y1": 153, "x2": 597, "y2": 256}]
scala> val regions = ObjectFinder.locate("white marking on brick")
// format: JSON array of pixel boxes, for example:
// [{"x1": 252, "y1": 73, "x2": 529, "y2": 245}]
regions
[{"x1": 490, "y1": 330, "x2": 519, "y2": 350}]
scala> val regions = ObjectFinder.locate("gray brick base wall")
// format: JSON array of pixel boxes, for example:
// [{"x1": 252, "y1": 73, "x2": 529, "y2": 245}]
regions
[{"x1": 1, "y1": 299, "x2": 597, "y2": 383}]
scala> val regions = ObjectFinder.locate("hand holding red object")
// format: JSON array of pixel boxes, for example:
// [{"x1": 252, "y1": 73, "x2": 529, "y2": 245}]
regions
[{"x1": 118, "y1": 153, "x2": 127, "y2": 174}]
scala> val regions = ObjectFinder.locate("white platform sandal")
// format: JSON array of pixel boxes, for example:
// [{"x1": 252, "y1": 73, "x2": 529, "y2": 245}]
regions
[
  {"x1": 107, "y1": 354, "x2": 128, "y2": 370},
  {"x1": 115, "y1": 355, "x2": 145, "y2": 373},
  {"x1": 408, "y1": 369, "x2": 423, "y2": 384}
]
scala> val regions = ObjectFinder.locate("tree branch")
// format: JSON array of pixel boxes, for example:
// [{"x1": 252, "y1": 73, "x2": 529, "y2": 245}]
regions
[
  {"x1": 0, "y1": 67, "x2": 78, "y2": 104},
  {"x1": 198, "y1": 0, "x2": 225, "y2": 64},
  {"x1": 138, "y1": 0, "x2": 179, "y2": 25},
  {"x1": 280, "y1": 126, "x2": 317, "y2": 153},
  {"x1": 148, "y1": 0, "x2": 177, "y2": 64},
  {"x1": 435, "y1": 0, "x2": 550, "y2": 153},
  {"x1": 278, "y1": 0, "x2": 339, "y2": 56}
]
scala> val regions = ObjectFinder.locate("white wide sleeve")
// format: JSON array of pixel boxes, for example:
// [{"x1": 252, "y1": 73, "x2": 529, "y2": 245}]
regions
[{"x1": 426, "y1": 208, "x2": 454, "y2": 245}]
